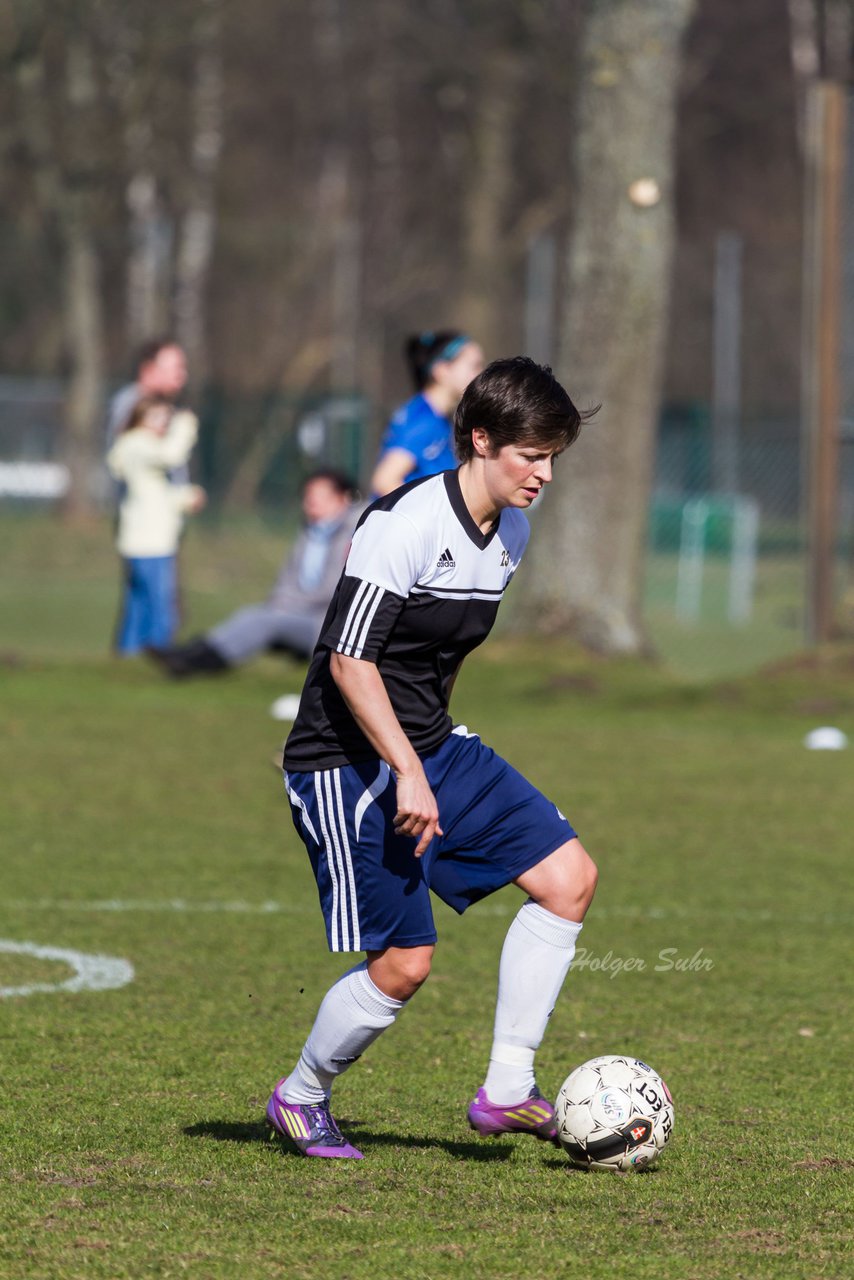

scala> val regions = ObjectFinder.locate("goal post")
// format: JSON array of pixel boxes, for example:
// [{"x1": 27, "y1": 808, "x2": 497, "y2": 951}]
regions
[{"x1": 674, "y1": 494, "x2": 760, "y2": 626}]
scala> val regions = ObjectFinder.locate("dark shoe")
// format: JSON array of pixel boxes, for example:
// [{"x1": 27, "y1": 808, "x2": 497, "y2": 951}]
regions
[{"x1": 146, "y1": 638, "x2": 229, "y2": 679}]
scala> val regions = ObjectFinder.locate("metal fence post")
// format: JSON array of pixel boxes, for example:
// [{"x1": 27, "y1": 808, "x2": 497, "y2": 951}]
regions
[{"x1": 802, "y1": 80, "x2": 847, "y2": 644}]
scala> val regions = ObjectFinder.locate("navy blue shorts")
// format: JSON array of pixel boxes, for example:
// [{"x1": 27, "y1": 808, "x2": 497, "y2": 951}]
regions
[{"x1": 283, "y1": 728, "x2": 577, "y2": 952}]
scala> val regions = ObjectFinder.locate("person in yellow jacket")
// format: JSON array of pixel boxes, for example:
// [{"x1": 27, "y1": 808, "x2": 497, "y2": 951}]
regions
[{"x1": 107, "y1": 397, "x2": 206, "y2": 654}]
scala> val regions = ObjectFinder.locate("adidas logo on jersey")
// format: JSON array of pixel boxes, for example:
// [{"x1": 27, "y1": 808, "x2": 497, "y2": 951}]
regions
[{"x1": 437, "y1": 547, "x2": 456, "y2": 569}]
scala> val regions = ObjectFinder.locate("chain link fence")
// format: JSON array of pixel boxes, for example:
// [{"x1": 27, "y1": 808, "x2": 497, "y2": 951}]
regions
[
  {"x1": 194, "y1": 387, "x2": 371, "y2": 510},
  {"x1": 644, "y1": 407, "x2": 811, "y2": 678},
  {"x1": 3, "y1": 376, "x2": 853, "y2": 679},
  {"x1": 644, "y1": 87, "x2": 854, "y2": 678},
  {"x1": 0, "y1": 379, "x2": 371, "y2": 509}
]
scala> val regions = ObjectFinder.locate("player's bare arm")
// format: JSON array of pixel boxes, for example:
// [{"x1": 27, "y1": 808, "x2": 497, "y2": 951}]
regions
[
  {"x1": 329, "y1": 651, "x2": 442, "y2": 856},
  {"x1": 369, "y1": 447, "x2": 417, "y2": 498}
]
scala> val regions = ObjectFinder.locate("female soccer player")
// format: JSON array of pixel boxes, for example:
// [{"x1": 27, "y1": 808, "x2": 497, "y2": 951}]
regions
[
  {"x1": 268, "y1": 357, "x2": 598, "y2": 1158},
  {"x1": 369, "y1": 331, "x2": 484, "y2": 496}
]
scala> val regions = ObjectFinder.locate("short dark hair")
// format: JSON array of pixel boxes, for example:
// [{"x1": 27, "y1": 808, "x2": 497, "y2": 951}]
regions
[
  {"x1": 300, "y1": 468, "x2": 357, "y2": 499},
  {"x1": 134, "y1": 336, "x2": 181, "y2": 374},
  {"x1": 404, "y1": 330, "x2": 470, "y2": 391},
  {"x1": 453, "y1": 356, "x2": 596, "y2": 462}
]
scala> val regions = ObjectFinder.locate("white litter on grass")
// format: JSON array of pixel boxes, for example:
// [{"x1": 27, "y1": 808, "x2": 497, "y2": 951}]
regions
[
  {"x1": 804, "y1": 726, "x2": 848, "y2": 751},
  {"x1": 0, "y1": 940, "x2": 135, "y2": 999},
  {"x1": 269, "y1": 693, "x2": 301, "y2": 721}
]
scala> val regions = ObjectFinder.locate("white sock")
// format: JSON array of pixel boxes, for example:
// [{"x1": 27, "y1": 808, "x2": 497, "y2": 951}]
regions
[
  {"x1": 483, "y1": 900, "x2": 583, "y2": 1105},
  {"x1": 280, "y1": 963, "x2": 405, "y2": 1105}
]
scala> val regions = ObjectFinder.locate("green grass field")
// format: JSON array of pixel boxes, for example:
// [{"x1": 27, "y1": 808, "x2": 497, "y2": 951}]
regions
[
  {"x1": 644, "y1": 551, "x2": 807, "y2": 680},
  {"x1": 2, "y1": 514, "x2": 853, "y2": 1278}
]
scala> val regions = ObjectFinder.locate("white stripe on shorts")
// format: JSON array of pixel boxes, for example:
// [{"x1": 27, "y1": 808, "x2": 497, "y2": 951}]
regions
[
  {"x1": 323, "y1": 770, "x2": 352, "y2": 950},
  {"x1": 354, "y1": 761, "x2": 391, "y2": 842},
  {"x1": 333, "y1": 768, "x2": 361, "y2": 951},
  {"x1": 315, "y1": 773, "x2": 341, "y2": 951},
  {"x1": 284, "y1": 775, "x2": 320, "y2": 846}
]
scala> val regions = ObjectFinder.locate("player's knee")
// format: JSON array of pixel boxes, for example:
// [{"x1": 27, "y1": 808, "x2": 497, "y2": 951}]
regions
[
  {"x1": 525, "y1": 841, "x2": 598, "y2": 921},
  {"x1": 559, "y1": 844, "x2": 597, "y2": 914},
  {"x1": 367, "y1": 945, "x2": 433, "y2": 1001},
  {"x1": 578, "y1": 851, "x2": 598, "y2": 910},
  {"x1": 394, "y1": 948, "x2": 433, "y2": 996}
]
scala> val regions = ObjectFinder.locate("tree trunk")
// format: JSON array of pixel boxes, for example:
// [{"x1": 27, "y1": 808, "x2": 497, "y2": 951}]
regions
[
  {"x1": 175, "y1": 0, "x2": 223, "y2": 392},
  {"x1": 786, "y1": 0, "x2": 853, "y2": 147},
  {"x1": 313, "y1": 0, "x2": 361, "y2": 394},
  {"x1": 126, "y1": 164, "x2": 172, "y2": 345},
  {"x1": 61, "y1": 203, "x2": 106, "y2": 520},
  {"x1": 360, "y1": 0, "x2": 405, "y2": 411},
  {"x1": 520, "y1": 0, "x2": 697, "y2": 653},
  {"x1": 458, "y1": 48, "x2": 520, "y2": 355},
  {"x1": 103, "y1": 11, "x2": 173, "y2": 346},
  {"x1": 14, "y1": 24, "x2": 107, "y2": 521},
  {"x1": 61, "y1": 34, "x2": 107, "y2": 520}
]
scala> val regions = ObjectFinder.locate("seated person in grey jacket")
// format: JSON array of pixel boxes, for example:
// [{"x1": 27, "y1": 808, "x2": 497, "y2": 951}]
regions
[{"x1": 149, "y1": 469, "x2": 359, "y2": 677}]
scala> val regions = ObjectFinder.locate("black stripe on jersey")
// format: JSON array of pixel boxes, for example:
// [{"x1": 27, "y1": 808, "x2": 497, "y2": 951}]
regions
[{"x1": 412, "y1": 582, "x2": 504, "y2": 597}]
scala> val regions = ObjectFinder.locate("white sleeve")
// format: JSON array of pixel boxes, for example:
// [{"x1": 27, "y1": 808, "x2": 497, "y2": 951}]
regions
[
  {"x1": 344, "y1": 508, "x2": 426, "y2": 596},
  {"x1": 318, "y1": 509, "x2": 427, "y2": 661}
]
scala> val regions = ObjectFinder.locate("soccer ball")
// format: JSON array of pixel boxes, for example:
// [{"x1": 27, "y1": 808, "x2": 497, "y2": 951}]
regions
[{"x1": 555, "y1": 1055, "x2": 674, "y2": 1172}]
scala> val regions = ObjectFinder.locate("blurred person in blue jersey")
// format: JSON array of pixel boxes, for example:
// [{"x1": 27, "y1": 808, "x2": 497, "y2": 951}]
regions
[{"x1": 369, "y1": 331, "x2": 484, "y2": 497}]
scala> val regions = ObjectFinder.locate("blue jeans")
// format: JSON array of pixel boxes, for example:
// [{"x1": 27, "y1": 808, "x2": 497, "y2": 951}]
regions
[{"x1": 116, "y1": 556, "x2": 178, "y2": 654}]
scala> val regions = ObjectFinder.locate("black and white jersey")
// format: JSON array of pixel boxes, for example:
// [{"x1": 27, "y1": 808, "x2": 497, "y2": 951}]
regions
[{"x1": 284, "y1": 469, "x2": 530, "y2": 771}]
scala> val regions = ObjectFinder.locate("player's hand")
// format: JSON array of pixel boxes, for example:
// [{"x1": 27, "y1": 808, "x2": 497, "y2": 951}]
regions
[
  {"x1": 393, "y1": 769, "x2": 443, "y2": 858},
  {"x1": 187, "y1": 484, "x2": 207, "y2": 513}
]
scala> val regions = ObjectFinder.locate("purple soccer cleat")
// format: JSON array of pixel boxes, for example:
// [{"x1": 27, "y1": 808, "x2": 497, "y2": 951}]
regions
[
  {"x1": 266, "y1": 1079, "x2": 363, "y2": 1159},
  {"x1": 467, "y1": 1085, "x2": 558, "y2": 1142}
]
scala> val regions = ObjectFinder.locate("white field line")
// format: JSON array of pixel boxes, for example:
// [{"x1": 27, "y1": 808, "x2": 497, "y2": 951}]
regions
[
  {"x1": 1, "y1": 899, "x2": 851, "y2": 926},
  {"x1": 4, "y1": 898, "x2": 290, "y2": 914},
  {"x1": 0, "y1": 939, "x2": 135, "y2": 999}
]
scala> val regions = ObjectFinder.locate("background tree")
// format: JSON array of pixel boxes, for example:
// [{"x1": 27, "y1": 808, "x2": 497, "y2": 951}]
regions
[
  {"x1": 9, "y1": 3, "x2": 113, "y2": 520},
  {"x1": 0, "y1": 0, "x2": 808, "y2": 558},
  {"x1": 520, "y1": 0, "x2": 699, "y2": 653}
]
